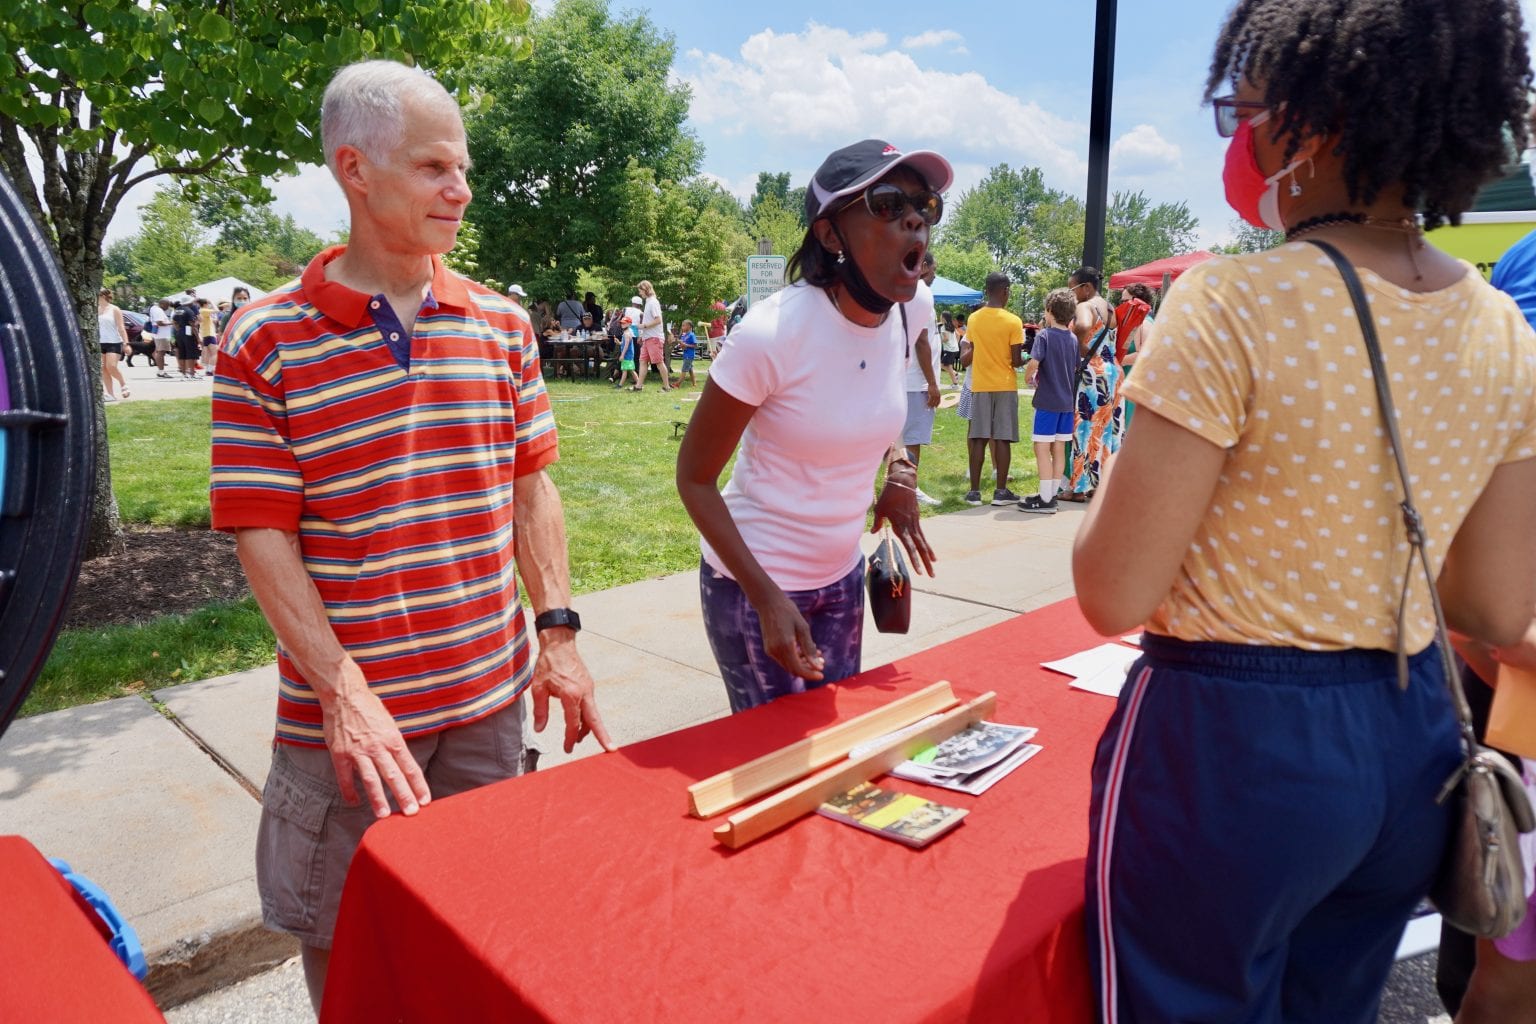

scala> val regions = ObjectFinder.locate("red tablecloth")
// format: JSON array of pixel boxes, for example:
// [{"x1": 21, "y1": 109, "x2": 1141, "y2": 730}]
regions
[
  {"x1": 0, "y1": 836, "x2": 166, "y2": 1023},
  {"x1": 324, "y1": 598, "x2": 1115, "y2": 1023}
]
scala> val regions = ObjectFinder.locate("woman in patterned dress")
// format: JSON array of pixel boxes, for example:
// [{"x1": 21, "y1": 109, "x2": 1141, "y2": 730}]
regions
[{"x1": 1062, "y1": 266, "x2": 1121, "y2": 500}]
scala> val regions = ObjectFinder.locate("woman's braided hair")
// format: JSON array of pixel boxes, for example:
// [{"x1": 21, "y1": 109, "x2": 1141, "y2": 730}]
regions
[{"x1": 1206, "y1": 0, "x2": 1533, "y2": 229}]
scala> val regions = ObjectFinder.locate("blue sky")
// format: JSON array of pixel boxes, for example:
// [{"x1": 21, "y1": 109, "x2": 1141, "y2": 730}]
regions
[
  {"x1": 106, "y1": 0, "x2": 1536, "y2": 254},
  {"x1": 658, "y1": 0, "x2": 1236, "y2": 245}
]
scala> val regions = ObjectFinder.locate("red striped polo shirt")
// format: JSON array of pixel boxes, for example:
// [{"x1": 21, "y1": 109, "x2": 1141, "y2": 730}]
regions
[{"x1": 210, "y1": 246, "x2": 557, "y2": 746}]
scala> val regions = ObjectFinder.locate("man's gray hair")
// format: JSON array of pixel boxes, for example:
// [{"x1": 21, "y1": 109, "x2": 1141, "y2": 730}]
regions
[{"x1": 321, "y1": 60, "x2": 455, "y2": 178}]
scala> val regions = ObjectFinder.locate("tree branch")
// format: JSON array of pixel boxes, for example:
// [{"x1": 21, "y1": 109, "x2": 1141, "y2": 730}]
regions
[{"x1": 119, "y1": 146, "x2": 235, "y2": 192}]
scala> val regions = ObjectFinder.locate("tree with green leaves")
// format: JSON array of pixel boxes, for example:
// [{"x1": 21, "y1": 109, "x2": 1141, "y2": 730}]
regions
[
  {"x1": 127, "y1": 187, "x2": 219, "y2": 299},
  {"x1": 193, "y1": 182, "x2": 330, "y2": 282},
  {"x1": 937, "y1": 164, "x2": 1056, "y2": 281},
  {"x1": 588, "y1": 162, "x2": 743, "y2": 328},
  {"x1": 464, "y1": 0, "x2": 699, "y2": 304},
  {"x1": 747, "y1": 170, "x2": 806, "y2": 231},
  {"x1": 1104, "y1": 191, "x2": 1199, "y2": 276},
  {"x1": 3, "y1": 0, "x2": 525, "y2": 555},
  {"x1": 749, "y1": 197, "x2": 804, "y2": 260},
  {"x1": 928, "y1": 241, "x2": 992, "y2": 292},
  {"x1": 1212, "y1": 219, "x2": 1284, "y2": 254}
]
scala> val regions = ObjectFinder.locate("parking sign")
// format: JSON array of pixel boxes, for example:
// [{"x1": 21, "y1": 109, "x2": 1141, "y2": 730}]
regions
[{"x1": 745, "y1": 255, "x2": 787, "y2": 309}]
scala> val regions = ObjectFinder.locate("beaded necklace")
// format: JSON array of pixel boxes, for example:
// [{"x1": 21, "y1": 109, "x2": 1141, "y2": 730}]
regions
[{"x1": 1283, "y1": 213, "x2": 1427, "y2": 282}]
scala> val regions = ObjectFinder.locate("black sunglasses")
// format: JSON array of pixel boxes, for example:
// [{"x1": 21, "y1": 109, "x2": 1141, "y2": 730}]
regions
[
  {"x1": 843, "y1": 182, "x2": 944, "y2": 226},
  {"x1": 1211, "y1": 96, "x2": 1269, "y2": 138}
]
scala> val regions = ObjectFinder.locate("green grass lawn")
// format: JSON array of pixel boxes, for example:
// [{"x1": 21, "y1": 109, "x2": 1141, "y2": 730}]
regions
[
  {"x1": 108, "y1": 397, "x2": 218, "y2": 528},
  {"x1": 30, "y1": 374, "x2": 1036, "y2": 715}
]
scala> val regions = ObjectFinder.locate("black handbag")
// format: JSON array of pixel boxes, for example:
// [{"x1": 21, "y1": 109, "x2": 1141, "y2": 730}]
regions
[
  {"x1": 866, "y1": 526, "x2": 911, "y2": 634},
  {"x1": 1311, "y1": 239, "x2": 1535, "y2": 938}
]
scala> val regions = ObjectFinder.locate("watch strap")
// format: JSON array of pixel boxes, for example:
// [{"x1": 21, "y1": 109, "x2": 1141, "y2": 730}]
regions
[{"x1": 534, "y1": 608, "x2": 581, "y2": 633}]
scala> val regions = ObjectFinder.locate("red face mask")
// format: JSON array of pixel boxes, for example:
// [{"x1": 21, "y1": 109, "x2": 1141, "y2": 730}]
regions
[{"x1": 1222, "y1": 113, "x2": 1305, "y2": 231}]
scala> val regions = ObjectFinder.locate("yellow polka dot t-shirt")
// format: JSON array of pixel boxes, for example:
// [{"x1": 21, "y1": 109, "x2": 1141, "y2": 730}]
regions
[{"x1": 1122, "y1": 242, "x2": 1536, "y2": 652}]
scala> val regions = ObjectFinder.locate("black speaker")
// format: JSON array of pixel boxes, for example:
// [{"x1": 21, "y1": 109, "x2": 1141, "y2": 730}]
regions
[{"x1": 0, "y1": 170, "x2": 96, "y2": 738}]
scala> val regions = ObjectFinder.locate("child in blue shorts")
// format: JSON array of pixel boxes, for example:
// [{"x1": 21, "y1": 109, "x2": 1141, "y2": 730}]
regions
[
  {"x1": 1018, "y1": 288, "x2": 1078, "y2": 514},
  {"x1": 677, "y1": 319, "x2": 697, "y2": 387}
]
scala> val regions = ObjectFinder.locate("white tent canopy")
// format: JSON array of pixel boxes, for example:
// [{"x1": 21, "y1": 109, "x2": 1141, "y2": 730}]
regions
[{"x1": 161, "y1": 277, "x2": 268, "y2": 305}]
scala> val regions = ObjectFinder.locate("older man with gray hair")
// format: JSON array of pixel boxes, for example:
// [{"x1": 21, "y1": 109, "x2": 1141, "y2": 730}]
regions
[{"x1": 209, "y1": 59, "x2": 612, "y2": 1012}]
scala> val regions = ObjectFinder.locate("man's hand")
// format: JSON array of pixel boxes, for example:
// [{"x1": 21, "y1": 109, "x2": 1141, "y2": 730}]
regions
[
  {"x1": 530, "y1": 630, "x2": 616, "y2": 754},
  {"x1": 872, "y1": 459, "x2": 937, "y2": 576},
  {"x1": 319, "y1": 662, "x2": 431, "y2": 819},
  {"x1": 925, "y1": 381, "x2": 941, "y2": 409}
]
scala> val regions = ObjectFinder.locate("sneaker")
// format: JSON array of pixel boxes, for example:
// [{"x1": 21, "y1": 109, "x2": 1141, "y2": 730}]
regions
[
  {"x1": 915, "y1": 487, "x2": 942, "y2": 507},
  {"x1": 963, "y1": 490, "x2": 983, "y2": 506},
  {"x1": 991, "y1": 487, "x2": 1022, "y2": 505},
  {"x1": 156, "y1": 371, "x2": 173, "y2": 378},
  {"x1": 1017, "y1": 494, "x2": 1058, "y2": 515}
]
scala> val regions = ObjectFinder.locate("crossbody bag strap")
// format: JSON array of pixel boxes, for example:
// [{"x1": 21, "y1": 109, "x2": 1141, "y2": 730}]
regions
[{"x1": 1307, "y1": 241, "x2": 1476, "y2": 746}]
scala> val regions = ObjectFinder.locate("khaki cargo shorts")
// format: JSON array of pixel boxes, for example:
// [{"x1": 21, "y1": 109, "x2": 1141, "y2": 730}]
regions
[{"x1": 255, "y1": 696, "x2": 536, "y2": 948}]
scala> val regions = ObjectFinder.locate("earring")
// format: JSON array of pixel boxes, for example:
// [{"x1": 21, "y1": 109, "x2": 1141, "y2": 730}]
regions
[
  {"x1": 836, "y1": 251, "x2": 845, "y2": 264},
  {"x1": 1290, "y1": 175, "x2": 1303, "y2": 198}
]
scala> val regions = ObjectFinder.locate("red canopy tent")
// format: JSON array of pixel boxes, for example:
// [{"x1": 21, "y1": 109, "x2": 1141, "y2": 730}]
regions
[{"x1": 1108, "y1": 250, "x2": 1216, "y2": 289}]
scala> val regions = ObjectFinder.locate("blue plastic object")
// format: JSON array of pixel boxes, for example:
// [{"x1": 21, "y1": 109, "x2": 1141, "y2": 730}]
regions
[{"x1": 47, "y1": 858, "x2": 148, "y2": 981}]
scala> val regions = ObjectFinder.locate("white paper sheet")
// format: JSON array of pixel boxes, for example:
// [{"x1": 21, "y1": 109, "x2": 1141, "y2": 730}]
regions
[
  {"x1": 1070, "y1": 662, "x2": 1132, "y2": 698},
  {"x1": 1040, "y1": 643, "x2": 1142, "y2": 680}
]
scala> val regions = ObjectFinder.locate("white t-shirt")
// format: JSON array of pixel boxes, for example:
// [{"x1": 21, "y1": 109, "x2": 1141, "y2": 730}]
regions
[
  {"x1": 904, "y1": 279, "x2": 941, "y2": 392},
  {"x1": 149, "y1": 304, "x2": 172, "y2": 337},
  {"x1": 640, "y1": 296, "x2": 664, "y2": 339},
  {"x1": 703, "y1": 281, "x2": 930, "y2": 590}
]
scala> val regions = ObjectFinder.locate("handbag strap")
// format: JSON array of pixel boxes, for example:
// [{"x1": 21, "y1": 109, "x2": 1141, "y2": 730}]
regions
[{"x1": 1307, "y1": 241, "x2": 1478, "y2": 751}]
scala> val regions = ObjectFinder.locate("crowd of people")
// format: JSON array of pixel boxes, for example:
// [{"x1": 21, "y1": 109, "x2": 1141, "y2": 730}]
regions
[
  {"x1": 198, "y1": 0, "x2": 1536, "y2": 1015},
  {"x1": 95, "y1": 285, "x2": 251, "y2": 397},
  {"x1": 504, "y1": 282, "x2": 730, "y2": 391}
]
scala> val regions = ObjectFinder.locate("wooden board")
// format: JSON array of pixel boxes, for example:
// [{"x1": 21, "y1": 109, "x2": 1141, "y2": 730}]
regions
[
  {"x1": 712, "y1": 691, "x2": 998, "y2": 849},
  {"x1": 687, "y1": 681, "x2": 958, "y2": 818}
]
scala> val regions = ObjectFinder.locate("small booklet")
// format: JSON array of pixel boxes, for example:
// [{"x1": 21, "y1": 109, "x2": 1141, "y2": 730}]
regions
[
  {"x1": 917, "y1": 722, "x2": 1037, "y2": 775},
  {"x1": 817, "y1": 781, "x2": 968, "y2": 848},
  {"x1": 892, "y1": 741, "x2": 1043, "y2": 796},
  {"x1": 852, "y1": 720, "x2": 1043, "y2": 796}
]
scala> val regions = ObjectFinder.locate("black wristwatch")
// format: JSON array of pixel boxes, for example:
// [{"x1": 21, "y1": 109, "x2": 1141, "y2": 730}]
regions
[{"x1": 534, "y1": 607, "x2": 582, "y2": 634}]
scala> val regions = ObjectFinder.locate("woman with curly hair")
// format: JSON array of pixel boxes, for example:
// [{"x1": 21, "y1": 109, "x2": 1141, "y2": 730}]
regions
[{"x1": 1071, "y1": 1, "x2": 1536, "y2": 1020}]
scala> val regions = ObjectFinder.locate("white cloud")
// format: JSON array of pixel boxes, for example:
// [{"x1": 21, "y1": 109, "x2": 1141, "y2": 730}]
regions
[
  {"x1": 901, "y1": 29, "x2": 963, "y2": 50},
  {"x1": 1109, "y1": 124, "x2": 1183, "y2": 178},
  {"x1": 268, "y1": 162, "x2": 348, "y2": 238},
  {"x1": 679, "y1": 23, "x2": 1086, "y2": 189},
  {"x1": 696, "y1": 170, "x2": 760, "y2": 202}
]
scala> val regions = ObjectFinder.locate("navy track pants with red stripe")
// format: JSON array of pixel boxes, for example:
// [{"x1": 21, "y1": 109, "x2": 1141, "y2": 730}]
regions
[{"x1": 1085, "y1": 634, "x2": 1461, "y2": 1024}]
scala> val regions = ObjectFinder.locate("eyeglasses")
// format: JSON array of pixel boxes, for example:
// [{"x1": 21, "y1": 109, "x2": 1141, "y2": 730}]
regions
[
  {"x1": 846, "y1": 182, "x2": 945, "y2": 225},
  {"x1": 1212, "y1": 96, "x2": 1270, "y2": 138}
]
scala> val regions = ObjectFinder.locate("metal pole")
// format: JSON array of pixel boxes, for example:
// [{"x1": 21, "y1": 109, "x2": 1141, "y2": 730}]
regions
[{"x1": 1083, "y1": 0, "x2": 1117, "y2": 273}]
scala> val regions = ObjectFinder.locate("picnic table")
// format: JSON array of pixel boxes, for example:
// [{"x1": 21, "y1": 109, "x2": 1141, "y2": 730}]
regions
[{"x1": 540, "y1": 333, "x2": 607, "y2": 379}]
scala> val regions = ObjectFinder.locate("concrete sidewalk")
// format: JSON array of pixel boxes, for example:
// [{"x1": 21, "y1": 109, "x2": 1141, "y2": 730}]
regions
[{"x1": 0, "y1": 504, "x2": 1085, "y2": 1010}]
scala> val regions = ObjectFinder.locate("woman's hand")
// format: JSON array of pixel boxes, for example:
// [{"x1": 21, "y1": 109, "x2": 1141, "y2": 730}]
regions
[
  {"x1": 754, "y1": 588, "x2": 824, "y2": 680},
  {"x1": 872, "y1": 459, "x2": 936, "y2": 576},
  {"x1": 1492, "y1": 618, "x2": 1536, "y2": 671}
]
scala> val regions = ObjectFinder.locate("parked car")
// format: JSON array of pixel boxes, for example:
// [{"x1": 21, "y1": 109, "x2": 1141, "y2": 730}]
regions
[{"x1": 121, "y1": 310, "x2": 151, "y2": 365}]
